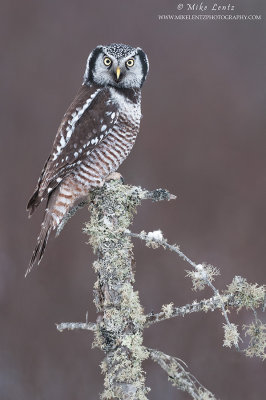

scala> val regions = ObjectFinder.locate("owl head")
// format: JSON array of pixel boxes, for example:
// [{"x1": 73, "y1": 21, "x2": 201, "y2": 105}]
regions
[{"x1": 83, "y1": 43, "x2": 149, "y2": 89}]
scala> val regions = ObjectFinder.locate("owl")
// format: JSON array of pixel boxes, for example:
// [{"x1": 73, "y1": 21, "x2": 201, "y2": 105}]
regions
[{"x1": 26, "y1": 43, "x2": 149, "y2": 276}]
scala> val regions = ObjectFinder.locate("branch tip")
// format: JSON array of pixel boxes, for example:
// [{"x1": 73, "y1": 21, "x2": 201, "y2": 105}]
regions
[{"x1": 56, "y1": 322, "x2": 96, "y2": 333}]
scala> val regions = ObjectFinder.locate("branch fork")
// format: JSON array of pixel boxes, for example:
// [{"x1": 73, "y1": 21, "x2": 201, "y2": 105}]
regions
[{"x1": 56, "y1": 179, "x2": 265, "y2": 399}]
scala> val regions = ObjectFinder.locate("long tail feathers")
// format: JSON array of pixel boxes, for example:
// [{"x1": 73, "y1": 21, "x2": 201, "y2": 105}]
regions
[
  {"x1": 25, "y1": 213, "x2": 53, "y2": 277},
  {"x1": 27, "y1": 190, "x2": 40, "y2": 217}
]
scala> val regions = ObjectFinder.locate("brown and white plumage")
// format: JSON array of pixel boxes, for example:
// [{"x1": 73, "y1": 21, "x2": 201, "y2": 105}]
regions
[{"x1": 26, "y1": 43, "x2": 149, "y2": 275}]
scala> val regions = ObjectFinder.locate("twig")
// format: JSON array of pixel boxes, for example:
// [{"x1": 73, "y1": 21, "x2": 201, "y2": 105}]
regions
[
  {"x1": 128, "y1": 231, "x2": 198, "y2": 269},
  {"x1": 56, "y1": 200, "x2": 88, "y2": 237},
  {"x1": 56, "y1": 322, "x2": 96, "y2": 332},
  {"x1": 145, "y1": 293, "x2": 238, "y2": 327},
  {"x1": 149, "y1": 348, "x2": 216, "y2": 400},
  {"x1": 128, "y1": 230, "x2": 238, "y2": 346},
  {"x1": 139, "y1": 188, "x2": 176, "y2": 202}
]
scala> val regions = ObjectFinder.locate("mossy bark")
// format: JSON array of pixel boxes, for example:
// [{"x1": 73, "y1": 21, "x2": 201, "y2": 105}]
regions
[{"x1": 85, "y1": 180, "x2": 149, "y2": 400}]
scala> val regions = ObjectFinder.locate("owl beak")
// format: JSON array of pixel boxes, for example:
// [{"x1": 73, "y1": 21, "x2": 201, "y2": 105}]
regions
[{"x1": 116, "y1": 67, "x2": 121, "y2": 80}]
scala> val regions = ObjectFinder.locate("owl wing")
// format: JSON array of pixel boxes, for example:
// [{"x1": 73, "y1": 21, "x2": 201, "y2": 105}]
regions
[{"x1": 27, "y1": 84, "x2": 119, "y2": 216}]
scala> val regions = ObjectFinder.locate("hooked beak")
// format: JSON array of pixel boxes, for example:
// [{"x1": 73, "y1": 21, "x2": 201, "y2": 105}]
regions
[{"x1": 116, "y1": 67, "x2": 121, "y2": 80}]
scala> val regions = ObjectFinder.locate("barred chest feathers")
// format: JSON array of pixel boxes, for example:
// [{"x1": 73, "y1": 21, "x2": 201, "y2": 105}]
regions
[{"x1": 75, "y1": 87, "x2": 142, "y2": 189}]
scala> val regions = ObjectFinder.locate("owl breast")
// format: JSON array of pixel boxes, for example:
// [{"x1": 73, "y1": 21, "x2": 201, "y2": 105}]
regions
[{"x1": 72, "y1": 87, "x2": 142, "y2": 192}]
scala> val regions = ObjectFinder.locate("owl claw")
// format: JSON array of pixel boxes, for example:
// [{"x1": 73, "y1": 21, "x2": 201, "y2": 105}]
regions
[{"x1": 105, "y1": 172, "x2": 124, "y2": 184}]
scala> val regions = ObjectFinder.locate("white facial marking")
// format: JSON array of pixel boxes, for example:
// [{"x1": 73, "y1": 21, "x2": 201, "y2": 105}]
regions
[{"x1": 87, "y1": 45, "x2": 147, "y2": 89}]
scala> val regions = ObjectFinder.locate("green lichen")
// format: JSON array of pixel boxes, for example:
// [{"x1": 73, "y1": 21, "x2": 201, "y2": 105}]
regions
[
  {"x1": 226, "y1": 276, "x2": 265, "y2": 311},
  {"x1": 223, "y1": 323, "x2": 240, "y2": 348},
  {"x1": 186, "y1": 264, "x2": 220, "y2": 292},
  {"x1": 243, "y1": 320, "x2": 266, "y2": 360}
]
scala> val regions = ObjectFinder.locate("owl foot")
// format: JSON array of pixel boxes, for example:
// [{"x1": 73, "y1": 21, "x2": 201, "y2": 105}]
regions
[{"x1": 105, "y1": 172, "x2": 124, "y2": 184}]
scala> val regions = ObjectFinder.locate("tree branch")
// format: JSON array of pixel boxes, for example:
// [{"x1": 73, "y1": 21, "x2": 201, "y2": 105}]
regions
[
  {"x1": 144, "y1": 294, "x2": 236, "y2": 328},
  {"x1": 145, "y1": 278, "x2": 266, "y2": 328},
  {"x1": 149, "y1": 348, "x2": 216, "y2": 400},
  {"x1": 56, "y1": 180, "x2": 265, "y2": 398},
  {"x1": 56, "y1": 322, "x2": 96, "y2": 332},
  {"x1": 127, "y1": 230, "x2": 240, "y2": 347},
  {"x1": 82, "y1": 180, "x2": 175, "y2": 399},
  {"x1": 56, "y1": 200, "x2": 88, "y2": 237}
]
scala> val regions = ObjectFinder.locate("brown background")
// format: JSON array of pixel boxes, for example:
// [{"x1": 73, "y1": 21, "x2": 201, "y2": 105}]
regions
[{"x1": 1, "y1": 0, "x2": 266, "y2": 399}]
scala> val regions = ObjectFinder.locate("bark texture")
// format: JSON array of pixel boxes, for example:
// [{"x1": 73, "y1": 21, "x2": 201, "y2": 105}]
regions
[{"x1": 85, "y1": 180, "x2": 155, "y2": 399}]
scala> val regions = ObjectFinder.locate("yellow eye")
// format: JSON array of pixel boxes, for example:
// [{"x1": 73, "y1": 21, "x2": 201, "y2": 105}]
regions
[
  {"x1": 103, "y1": 57, "x2": 112, "y2": 67},
  {"x1": 126, "y1": 58, "x2": 134, "y2": 68}
]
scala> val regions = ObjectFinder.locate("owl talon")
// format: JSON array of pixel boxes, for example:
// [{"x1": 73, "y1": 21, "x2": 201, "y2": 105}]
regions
[{"x1": 105, "y1": 172, "x2": 124, "y2": 184}]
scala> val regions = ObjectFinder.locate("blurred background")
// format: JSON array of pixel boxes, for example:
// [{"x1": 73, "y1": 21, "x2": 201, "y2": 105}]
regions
[{"x1": 1, "y1": 0, "x2": 266, "y2": 398}]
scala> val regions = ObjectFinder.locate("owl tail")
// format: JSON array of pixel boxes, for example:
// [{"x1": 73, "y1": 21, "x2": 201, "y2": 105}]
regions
[{"x1": 25, "y1": 210, "x2": 54, "y2": 277}]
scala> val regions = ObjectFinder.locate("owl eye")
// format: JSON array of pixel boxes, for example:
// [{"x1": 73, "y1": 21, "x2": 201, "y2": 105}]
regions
[
  {"x1": 126, "y1": 59, "x2": 134, "y2": 68},
  {"x1": 103, "y1": 57, "x2": 112, "y2": 67}
]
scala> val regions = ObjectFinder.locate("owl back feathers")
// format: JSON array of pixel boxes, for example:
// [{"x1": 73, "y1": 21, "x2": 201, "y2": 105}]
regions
[{"x1": 27, "y1": 84, "x2": 121, "y2": 217}]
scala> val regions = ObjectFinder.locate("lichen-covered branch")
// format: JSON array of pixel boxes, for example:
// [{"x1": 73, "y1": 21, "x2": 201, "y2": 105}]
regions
[
  {"x1": 127, "y1": 230, "x2": 241, "y2": 348},
  {"x1": 81, "y1": 181, "x2": 175, "y2": 399},
  {"x1": 243, "y1": 320, "x2": 266, "y2": 360},
  {"x1": 56, "y1": 180, "x2": 265, "y2": 399},
  {"x1": 149, "y1": 349, "x2": 216, "y2": 400},
  {"x1": 145, "y1": 277, "x2": 265, "y2": 328},
  {"x1": 84, "y1": 181, "x2": 149, "y2": 399},
  {"x1": 56, "y1": 321, "x2": 96, "y2": 332},
  {"x1": 145, "y1": 294, "x2": 234, "y2": 328}
]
